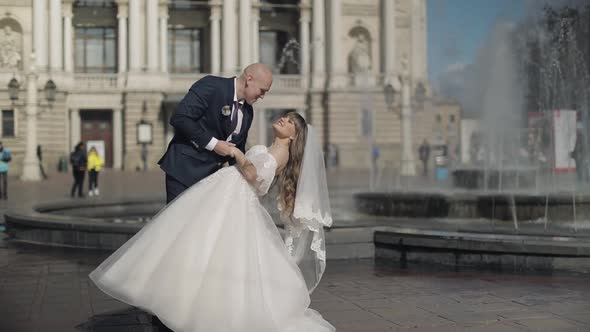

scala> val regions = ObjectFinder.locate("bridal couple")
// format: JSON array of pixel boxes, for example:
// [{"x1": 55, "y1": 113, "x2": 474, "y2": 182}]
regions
[{"x1": 90, "y1": 63, "x2": 336, "y2": 331}]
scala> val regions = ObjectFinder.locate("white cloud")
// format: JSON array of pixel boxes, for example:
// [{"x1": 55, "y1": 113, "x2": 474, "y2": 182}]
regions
[{"x1": 435, "y1": 62, "x2": 472, "y2": 107}]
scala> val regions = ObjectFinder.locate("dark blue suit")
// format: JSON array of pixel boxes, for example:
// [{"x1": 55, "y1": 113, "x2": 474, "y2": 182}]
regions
[{"x1": 158, "y1": 75, "x2": 253, "y2": 203}]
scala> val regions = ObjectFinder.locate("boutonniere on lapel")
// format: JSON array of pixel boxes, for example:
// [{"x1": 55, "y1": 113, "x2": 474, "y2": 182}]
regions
[{"x1": 221, "y1": 105, "x2": 232, "y2": 117}]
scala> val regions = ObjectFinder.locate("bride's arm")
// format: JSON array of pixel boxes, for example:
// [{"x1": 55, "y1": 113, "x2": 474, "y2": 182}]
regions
[{"x1": 230, "y1": 147, "x2": 258, "y2": 184}]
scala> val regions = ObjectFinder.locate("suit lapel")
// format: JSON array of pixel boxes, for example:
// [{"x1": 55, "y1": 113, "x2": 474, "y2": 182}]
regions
[
  {"x1": 232, "y1": 104, "x2": 252, "y2": 143},
  {"x1": 221, "y1": 77, "x2": 235, "y2": 137}
]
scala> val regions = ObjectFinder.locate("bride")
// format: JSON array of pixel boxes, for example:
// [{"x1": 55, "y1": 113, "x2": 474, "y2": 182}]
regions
[{"x1": 90, "y1": 111, "x2": 335, "y2": 332}]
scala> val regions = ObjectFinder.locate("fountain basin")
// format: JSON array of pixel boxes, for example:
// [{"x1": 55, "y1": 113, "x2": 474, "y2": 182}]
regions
[
  {"x1": 452, "y1": 167, "x2": 538, "y2": 190},
  {"x1": 5, "y1": 199, "x2": 163, "y2": 249},
  {"x1": 355, "y1": 191, "x2": 590, "y2": 222}
]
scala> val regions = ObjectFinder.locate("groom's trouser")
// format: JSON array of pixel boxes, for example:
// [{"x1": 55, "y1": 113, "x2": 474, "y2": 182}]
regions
[{"x1": 165, "y1": 174, "x2": 189, "y2": 204}]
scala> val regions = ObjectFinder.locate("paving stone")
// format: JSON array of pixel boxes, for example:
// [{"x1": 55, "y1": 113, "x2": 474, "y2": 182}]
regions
[
  {"x1": 334, "y1": 318, "x2": 399, "y2": 331},
  {"x1": 2, "y1": 170, "x2": 590, "y2": 331},
  {"x1": 311, "y1": 299, "x2": 360, "y2": 312},
  {"x1": 322, "y1": 309, "x2": 383, "y2": 323},
  {"x1": 512, "y1": 317, "x2": 586, "y2": 331}
]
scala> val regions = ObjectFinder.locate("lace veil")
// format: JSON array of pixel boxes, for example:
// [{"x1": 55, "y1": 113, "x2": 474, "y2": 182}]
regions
[{"x1": 282, "y1": 124, "x2": 332, "y2": 293}]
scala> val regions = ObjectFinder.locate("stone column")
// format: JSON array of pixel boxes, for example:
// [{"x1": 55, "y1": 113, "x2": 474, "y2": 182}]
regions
[
  {"x1": 159, "y1": 1, "x2": 168, "y2": 72},
  {"x1": 328, "y1": 0, "x2": 345, "y2": 88},
  {"x1": 113, "y1": 107, "x2": 123, "y2": 169},
  {"x1": 420, "y1": 0, "x2": 427, "y2": 80},
  {"x1": 299, "y1": 1, "x2": 311, "y2": 84},
  {"x1": 117, "y1": 1, "x2": 128, "y2": 73},
  {"x1": 33, "y1": 0, "x2": 48, "y2": 70},
  {"x1": 70, "y1": 109, "x2": 81, "y2": 149},
  {"x1": 258, "y1": 108, "x2": 267, "y2": 145},
  {"x1": 146, "y1": 0, "x2": 159, "y2": 71},
  {"x1": 400, "y1": 75, "x2": 415, "y2": 176},
  {"x1": 128, "y1": 0, "x2": 141, "y2": 71},
  {"x1": 383, "y1": 0, "x2": 396, "y2": 83},
  {"x1": 411, "y1": 0, "x2": 424, "y2": 81},
  {"x1": 239, "y1": 0, "x2": 251, "y2": 67},
  {"x1": 49, "y1": 0, "x2": 63, "y2": 71},
  {"x1": 311, "y1": 0, "x2": 325, "y2": 89},
  {"x1": 251, "y1": 1, "x2": 260, "y2": 62},
  {"x1": 210, "y1": 0, "x2": 222, "y2": 73},
  {"x1": 63, "y1": 1, "x2": 74, "y2": 73},
  {"x1": 222, "y1": 0, "x2": 238, "y2": 74},
  {"x1": 22, "y1": 61, "x2": 41, "y2": 181}
]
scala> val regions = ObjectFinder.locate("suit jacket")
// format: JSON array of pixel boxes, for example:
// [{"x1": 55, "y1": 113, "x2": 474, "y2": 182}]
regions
[{"x1": 158, "y1": 75, "x2": 254, "y2": 187}]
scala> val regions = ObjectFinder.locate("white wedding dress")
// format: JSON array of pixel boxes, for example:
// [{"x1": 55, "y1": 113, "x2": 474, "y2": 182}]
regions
[{"x1": 89, "y1": 145, "x2": 335, "y2": 332}]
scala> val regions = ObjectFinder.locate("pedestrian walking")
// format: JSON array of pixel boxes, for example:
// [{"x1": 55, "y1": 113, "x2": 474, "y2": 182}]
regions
[
  {"x1": 0, "y1": 142, "x2": 11, "y2": 199},
  {"x1": 37, "y1": 144, "x2": 48, "y2": 180},
  {"x1": 571, "y1": 130, "x2": 589, "y2": 182},
  {"x1": 87, "y1": 146, "x2": 104, "y2": 197},
  {"x1": 418, "y1": 139, "x2": 431, "y2": 176},
  {"x1": 70, "y1": 142, "x2": 87, "y2": 198}
]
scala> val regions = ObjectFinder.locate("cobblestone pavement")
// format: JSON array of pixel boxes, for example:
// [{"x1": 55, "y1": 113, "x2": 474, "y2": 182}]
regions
[{"x1": 1, "y1": 241, "x2": 590, "y2": 332}]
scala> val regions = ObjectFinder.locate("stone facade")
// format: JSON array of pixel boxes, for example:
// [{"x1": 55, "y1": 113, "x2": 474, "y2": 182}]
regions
[{"x1": 0, "y1": 0, "x2": 459, "y2": 176}]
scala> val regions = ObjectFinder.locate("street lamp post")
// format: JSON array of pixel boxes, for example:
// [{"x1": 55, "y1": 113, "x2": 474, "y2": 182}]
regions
[
  {"x1": 384, "y1": 72, "x2": 426, "y2": 177},
  {"x1": 7, "y1": 54, "x2": 57, "y2": 181},
  {"x1": 21, "y1": 65, "x2": 40, "y2": 181},
  {"x1": 137, "y1": 101, "x2": 153, "y2": 171}
]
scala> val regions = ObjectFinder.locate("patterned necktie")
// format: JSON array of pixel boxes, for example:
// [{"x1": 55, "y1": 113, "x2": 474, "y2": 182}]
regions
[{"x1": 231, "y1": 101, "x2": 240, "y2": 133}]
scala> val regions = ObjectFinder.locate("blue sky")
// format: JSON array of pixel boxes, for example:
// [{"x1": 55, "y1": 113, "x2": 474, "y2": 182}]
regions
[{"x1": 427, "y1": 0, "x2": 527, "y2": 91}]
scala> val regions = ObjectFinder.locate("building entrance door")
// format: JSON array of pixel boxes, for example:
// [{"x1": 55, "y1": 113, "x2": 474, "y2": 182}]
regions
[{"x1": 81, "y1": 110, "x2": 113, "y2": 168}]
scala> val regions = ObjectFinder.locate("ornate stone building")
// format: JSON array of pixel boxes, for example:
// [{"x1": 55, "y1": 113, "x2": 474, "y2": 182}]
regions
[{"x1": 0, "y1": 0, "x2": 458, "y2": 176}]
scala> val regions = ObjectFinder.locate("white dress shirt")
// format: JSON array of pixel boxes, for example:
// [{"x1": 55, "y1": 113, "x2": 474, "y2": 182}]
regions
[{"x1": 205, "y1": 78, "x2": 244, "y2": 150}]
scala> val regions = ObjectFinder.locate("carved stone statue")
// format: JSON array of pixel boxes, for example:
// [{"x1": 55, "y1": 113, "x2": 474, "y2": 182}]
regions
[
  {"x1": 400, "y1": 53, "x2": 410, "y2": 78},
  {"x1": 348, "y1": 33, "x2": 372, "y2": 74},
  {"x1": 0, "y1": 26, "x2": 22, "y2": 69}
]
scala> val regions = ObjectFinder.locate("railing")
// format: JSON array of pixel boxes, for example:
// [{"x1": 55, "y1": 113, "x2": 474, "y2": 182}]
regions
[
  {"x1": 273, "y1": 75, "x2": 305, "y2": 90},
  {"x1": 73, "y1": 73, "x2": 119, "y2": 91},
  {"x1": 71, "y1": 73, "x2": 307, "y2": 92},
  {"x1": 169, "y1": 73, "x2": 207, "y2": 92}
]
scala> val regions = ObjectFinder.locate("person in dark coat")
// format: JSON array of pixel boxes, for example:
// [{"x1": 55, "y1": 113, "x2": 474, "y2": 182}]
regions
[
  {"x1": 418, "y1": 139, "x2": 431, "y2": 176},
  {"x1": 70, "y1": 142, "x2": 87, "y2": 198}
]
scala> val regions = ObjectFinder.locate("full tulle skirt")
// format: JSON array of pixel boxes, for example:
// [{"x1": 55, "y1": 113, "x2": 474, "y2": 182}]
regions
[{"x1": 89, "y1": 167, "x2": 335, "y2": 332}]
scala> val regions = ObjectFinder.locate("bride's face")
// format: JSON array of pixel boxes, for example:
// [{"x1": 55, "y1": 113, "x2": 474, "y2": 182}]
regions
[{"x1": 272, "y1": 116, "x2": 297, "y2": 139}]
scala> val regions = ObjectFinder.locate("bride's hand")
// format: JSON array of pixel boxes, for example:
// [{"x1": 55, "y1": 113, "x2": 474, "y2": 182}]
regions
[{"x1": 230, "y1": 147, "x2": 241, "y2": 158}]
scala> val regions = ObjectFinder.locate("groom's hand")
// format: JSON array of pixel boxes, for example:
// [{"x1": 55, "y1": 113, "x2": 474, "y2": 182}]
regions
[{"x1": 213, "y1": 141, "x2": 236, "y2": 157}]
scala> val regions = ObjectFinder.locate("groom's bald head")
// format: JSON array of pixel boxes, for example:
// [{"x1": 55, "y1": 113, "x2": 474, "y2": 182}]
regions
[
  {"x1": 239, "y1": 63, "x2": 273, "y2": 105},
  {"x1": 242, "y1": 63, "x2": 273, "y2": 83}
]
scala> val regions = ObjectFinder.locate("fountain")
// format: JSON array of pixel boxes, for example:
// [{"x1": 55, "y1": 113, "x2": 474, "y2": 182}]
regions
[{"x1": 354, "y1": 4, "x2": 590, "y2": 270}]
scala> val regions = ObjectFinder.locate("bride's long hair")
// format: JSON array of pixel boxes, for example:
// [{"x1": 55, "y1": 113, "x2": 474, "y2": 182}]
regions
[{"x1": 277, "y1": 112, "x2": 308, "y2": 219}]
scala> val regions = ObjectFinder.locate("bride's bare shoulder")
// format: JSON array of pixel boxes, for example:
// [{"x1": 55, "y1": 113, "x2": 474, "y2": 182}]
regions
[{"x1": 268, "y1": 147, "x2": 289, "y2": 172}]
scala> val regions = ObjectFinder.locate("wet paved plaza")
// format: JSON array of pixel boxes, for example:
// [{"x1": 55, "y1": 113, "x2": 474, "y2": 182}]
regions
[
  {"x1": 1, "y1": 241, "x2": 590, "y2": 332},
  {"x1": 2, "y1": 170, "x2": 590, "y2": 331}
]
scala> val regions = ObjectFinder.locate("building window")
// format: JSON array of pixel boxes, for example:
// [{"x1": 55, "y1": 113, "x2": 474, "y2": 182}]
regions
[
  {"x1": 168, "y1": 0, "x2": 204, "y2": 9},
  {"x1": 74, "y1": 0, "x2": 115, "y2": 7},
  {"x1": 75, "y1": 27, "x2": 117, "y2": 73},
  {"x1": 168, "y1": 28, "x2": 201, "y2": 73},
  {"x1": 259, "y1": 30, "x2": 298, "y2": 74},
  {"x1": 2, "y1": 110, "x2": 15, "y2": 137}
]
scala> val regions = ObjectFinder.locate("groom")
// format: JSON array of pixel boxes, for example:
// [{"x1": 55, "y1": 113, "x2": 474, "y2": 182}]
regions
[{"x1": 159, "y1": 63, "x2": 273, "y2": 203}]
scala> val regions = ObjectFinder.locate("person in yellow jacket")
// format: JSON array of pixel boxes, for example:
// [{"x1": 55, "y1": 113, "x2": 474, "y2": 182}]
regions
[{"x1": 87, "y1": 147, "x2": 105, "y2": 197}]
